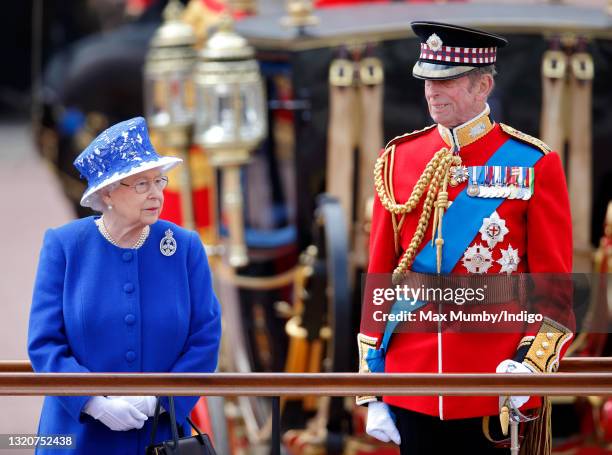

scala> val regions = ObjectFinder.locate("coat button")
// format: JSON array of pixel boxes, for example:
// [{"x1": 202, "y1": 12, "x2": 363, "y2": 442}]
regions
[
  {"x1": 125, "y1": 350, "x2": 136, "y2": 362},
  {"x1": 122, "y1": 252, "x2": 133, "y2": 262},
  {"x1": 124, "y1": 314, "x2": 136, "y2": 325},
  {"x1": 123, "y1": 283, "x2": 134, "y2": 293}
]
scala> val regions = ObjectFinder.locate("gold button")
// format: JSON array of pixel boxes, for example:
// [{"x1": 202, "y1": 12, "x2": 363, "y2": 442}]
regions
[
  {"x1": 542, "y1": 341, "x2": 550, "y2": 350},
  {"x1": 546, "y1": 332, "x2": 554, "y2": 340},
  {"x1": 536, "y1": 350, "x2": 544, "y2": 358}
]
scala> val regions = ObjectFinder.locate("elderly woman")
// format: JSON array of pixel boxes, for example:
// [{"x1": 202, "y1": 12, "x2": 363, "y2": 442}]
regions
[{"x1": 28, "y1": 117, "x2": 222, "y2": 454}]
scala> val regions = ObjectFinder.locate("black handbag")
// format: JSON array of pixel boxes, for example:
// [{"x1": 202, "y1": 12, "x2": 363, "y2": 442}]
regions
[{"x1": 145, "y1": 397, "x2": 217, "y2": 455}]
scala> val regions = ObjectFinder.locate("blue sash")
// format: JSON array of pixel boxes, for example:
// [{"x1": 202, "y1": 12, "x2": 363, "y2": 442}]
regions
[
  {"x1": 366, "y1": 138, "x2": 543, "y2": 373},
  {"x1": 412, "y1": 139, "x2": 542, "y2": 274}
]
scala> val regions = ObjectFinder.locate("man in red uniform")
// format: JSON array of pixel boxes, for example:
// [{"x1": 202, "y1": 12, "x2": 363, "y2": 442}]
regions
[{"x1": 357, "y1": 22, "x2": 574, "y2": 453}]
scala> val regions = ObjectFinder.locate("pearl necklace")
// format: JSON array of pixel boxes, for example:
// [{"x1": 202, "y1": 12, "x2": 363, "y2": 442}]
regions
[{"x1": 95, "y1": 217, "x2": 150, "y2": 249}]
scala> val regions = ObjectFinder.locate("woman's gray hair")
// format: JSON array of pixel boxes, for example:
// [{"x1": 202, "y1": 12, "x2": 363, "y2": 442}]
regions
[{"x1": 90, "y1": 182, "x2": 121, "y2": 212}]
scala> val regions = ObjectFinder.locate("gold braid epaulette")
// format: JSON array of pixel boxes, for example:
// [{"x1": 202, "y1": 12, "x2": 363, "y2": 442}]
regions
[
  {"x1": 383, "y1": 124, "x2": 437, "y2": 150},
  {"x1": 374, "y1": 124, "x2": 459, "y2": 278},
  {"x1": 500, "y1": 123, "x2": 551, "y2": 155}
]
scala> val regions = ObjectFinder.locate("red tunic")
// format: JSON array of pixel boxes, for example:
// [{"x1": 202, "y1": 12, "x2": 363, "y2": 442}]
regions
[{"x1": 361, "y1": 117, "x2": 574, "y2": 420}]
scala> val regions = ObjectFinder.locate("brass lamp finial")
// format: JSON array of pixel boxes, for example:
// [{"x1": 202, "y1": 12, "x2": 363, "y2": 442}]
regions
[
  {"x1": 163, "y1": 0, "x2": 185, "y2": 22},
  {"x1": 281, "y1": 0, "x2": 319, "y2": 30}
]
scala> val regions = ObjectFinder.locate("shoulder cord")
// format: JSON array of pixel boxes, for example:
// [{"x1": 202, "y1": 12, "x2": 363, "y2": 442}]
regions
[{"x1": 374, "y1": 145, "x2": 460, "y2": 279}]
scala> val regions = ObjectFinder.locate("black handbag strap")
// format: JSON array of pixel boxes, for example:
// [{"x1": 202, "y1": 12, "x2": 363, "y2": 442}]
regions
[
  {"x1": 149, "y1": 397, "x2": 209, "y2": 451},
  {"x1": 186, "y1": 416, "x2": 205, "y2": 439},
  {"x1": 150, "y1": 397, "x2": 180, "y2": 449},
  {"x1": 167, "y1": 397, "x2": 180, "y2": 450},
  {"x1": 150, "y1": 398, "x2": 162, "y2": 446}
]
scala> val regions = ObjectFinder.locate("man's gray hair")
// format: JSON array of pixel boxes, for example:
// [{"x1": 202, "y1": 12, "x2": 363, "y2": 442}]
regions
[
  {"x1": 472, "y1": 65, "x2": 497, "y2": 77},
  {"x1": 467, "y1": 64, "x2": 497, "y2": 91}
]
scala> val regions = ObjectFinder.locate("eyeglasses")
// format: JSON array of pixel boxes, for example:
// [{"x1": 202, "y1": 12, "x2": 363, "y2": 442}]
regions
[{"x1": 120, "y1": 176, "x2": 169, "y2": 194}]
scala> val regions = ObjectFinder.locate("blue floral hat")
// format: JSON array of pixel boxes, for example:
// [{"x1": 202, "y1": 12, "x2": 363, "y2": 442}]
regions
[{"x1": 73, "y1": 117, "x2": 182, "y2": 208}]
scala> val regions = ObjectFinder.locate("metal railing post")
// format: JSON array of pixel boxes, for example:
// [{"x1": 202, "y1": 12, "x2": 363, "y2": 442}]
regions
[{"x1": 271, "y1": 396, "x2": 280, "y2": 455}]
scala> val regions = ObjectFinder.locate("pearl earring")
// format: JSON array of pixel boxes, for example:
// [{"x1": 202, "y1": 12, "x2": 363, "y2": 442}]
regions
[{"x1": 107, "y1": 205, "x2": 113, "y2": 210}]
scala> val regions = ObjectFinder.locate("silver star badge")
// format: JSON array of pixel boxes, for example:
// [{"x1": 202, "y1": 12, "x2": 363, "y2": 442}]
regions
[
  {"x1": 479, "y1": 211, "x2": 509, "y2": 248},
  {"x1": 462, "y1": 244, "x2": 493, "y2": 274},
  {"x1": 450, "y1": 165, "x2": 469, "y2": 187},
  {"x1": 497, "y1": 245, "x2": 520, "y2": 274},
  {"x1": 160, "y1": 229, "x2": 177, "y2": 257}
]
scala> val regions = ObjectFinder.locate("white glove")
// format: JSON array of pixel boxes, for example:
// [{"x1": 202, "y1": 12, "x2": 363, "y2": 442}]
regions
[
  {"x1": 83, "y1": 396, "x2": 147, "y2": 431},
  {"x1": 108, "y1": 396, "x2": 157, "y2": 417},
  {"x1": 366, "y1": 401, "x2": 401, "y2": 445},
  {"x1": 496, "y1": 359, "x2": 532, "y2": 409}
]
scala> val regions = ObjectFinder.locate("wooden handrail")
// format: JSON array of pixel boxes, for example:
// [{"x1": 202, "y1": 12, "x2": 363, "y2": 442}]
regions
[
  {"x1": 0, "y1": 361, "x2": 32, "y2": 372},
  {"x1": 1, "y1": 357, "x2": 611, "y2": 373},
  {"x1": 0, "y1": 372, "x2": 611, "y2": 396},
  {"x1": 560, "y1": 357, "x2": 612, "y2": 372}
]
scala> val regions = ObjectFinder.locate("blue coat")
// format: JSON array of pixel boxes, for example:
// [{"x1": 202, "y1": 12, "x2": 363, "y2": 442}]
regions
[{"x1": 28, "y1": 217, "x2": 222, "y2": 454}]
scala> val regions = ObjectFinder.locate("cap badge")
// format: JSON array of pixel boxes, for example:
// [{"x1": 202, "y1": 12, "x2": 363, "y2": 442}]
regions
[{"x1": 426, "y1": 33, "x2": 443, "y2": 52}]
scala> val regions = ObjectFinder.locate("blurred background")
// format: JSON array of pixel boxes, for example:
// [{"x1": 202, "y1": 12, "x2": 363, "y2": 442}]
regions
[{"x1": 0, "y1": 0, "x2": 611, "y2": 453}]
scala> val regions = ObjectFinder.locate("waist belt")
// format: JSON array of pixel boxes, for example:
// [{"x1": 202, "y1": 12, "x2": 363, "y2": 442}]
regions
[
  {"x1": 365, "y1": 272, "x2": 530, "y2": 373},
  {"x1": 394, "y1": 271, "x2": 529, "y2": 305}
]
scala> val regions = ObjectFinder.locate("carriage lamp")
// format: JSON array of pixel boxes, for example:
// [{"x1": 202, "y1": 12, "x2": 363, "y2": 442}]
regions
[
  {"x1": 144, "y1": 0, "x2": 197, "y2": 229},
  {"x1": 194, "y1": 15, "x2": 267, "y2": 268}
]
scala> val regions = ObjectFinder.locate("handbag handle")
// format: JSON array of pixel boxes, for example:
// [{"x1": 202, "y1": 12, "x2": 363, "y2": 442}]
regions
[
  {"x1": 149, "y1": 397, "x2": 208, "y2": 450},
  {"x1": 149, "y1": 397, "x2": 180, "y2": 449}
]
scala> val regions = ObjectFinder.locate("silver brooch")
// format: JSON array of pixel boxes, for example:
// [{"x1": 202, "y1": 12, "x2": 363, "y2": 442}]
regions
[
  {"x1": 160, "y1": 229, "x2": 177, "y2": 257},
  {"x1": 497, "y1": 245, "x2": 520, "y2": 274},
  {"x1": 462, "y1": 244, "x2": 493, "y2": 274},
  {"x1": 479, "y1": 211, "x2": 509, "y2": 248}
]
